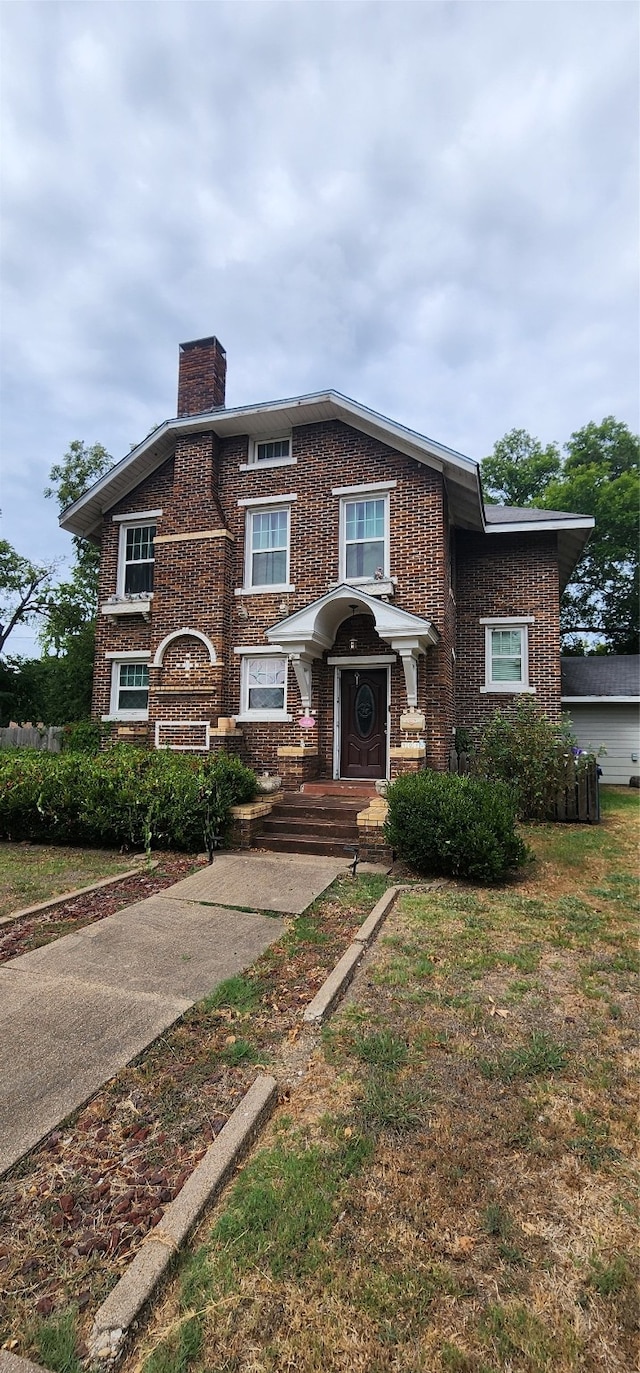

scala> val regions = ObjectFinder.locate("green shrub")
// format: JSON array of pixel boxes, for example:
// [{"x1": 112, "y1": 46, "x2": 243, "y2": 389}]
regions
[
  {"x1": 472, "y1": 697, "x2": 585, "y2": 820},
  {"x1": 0, "y1": 746, "x2": 256, "y2": 852},
  {"x1": 383, "y1": 770, "x2": 528, "y2": 882},
  {"x1": 61, "y1": 720, "x2": 106, "y2": 754}
]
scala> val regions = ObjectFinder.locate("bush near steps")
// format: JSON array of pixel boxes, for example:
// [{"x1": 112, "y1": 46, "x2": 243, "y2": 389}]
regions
[
  {"x1": 384, "y1": 770, "x2": 529, "y2": 883},
  {"x1": 0, "y1": 745, "x2": 256, "y2": 852}
]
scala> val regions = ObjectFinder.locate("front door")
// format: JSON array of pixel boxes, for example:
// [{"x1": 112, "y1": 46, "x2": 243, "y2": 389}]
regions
[{"x1": 339, "y1": 669, "x2": 387, "y2": 778}]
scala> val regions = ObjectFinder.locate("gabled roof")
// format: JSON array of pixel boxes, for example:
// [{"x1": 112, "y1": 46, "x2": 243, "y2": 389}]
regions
[
  {"x1": 561, "y1": 655, "x2": 640, "y2": 701},
  {"x1": 59, "y1": 390, "x2": 483, "y2": 538},
  {"x1": 58, "y1": 389, "x2": 593, "y2": 589}
]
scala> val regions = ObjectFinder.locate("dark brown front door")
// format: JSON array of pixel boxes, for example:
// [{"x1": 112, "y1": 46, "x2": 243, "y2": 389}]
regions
[{"x1": 339, "y1": 669, "x2": 387, "y2": 778}]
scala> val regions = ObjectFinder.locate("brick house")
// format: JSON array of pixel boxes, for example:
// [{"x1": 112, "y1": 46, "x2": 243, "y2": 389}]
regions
[{"x1": 60, "y1": 336, "x2": 593, "y2": 845}]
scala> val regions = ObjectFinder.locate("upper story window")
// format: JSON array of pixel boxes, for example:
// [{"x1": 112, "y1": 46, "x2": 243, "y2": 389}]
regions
[
  {"x1": 236, "y1": 494, "x2": 297, "y2": 594},
  {"x1": 340, "y1": 495, "x2": 389, "y2": 581},
  {"x1": 248, "y1": 507, "x2": 289, "y2": 587},
  {"x1": 240, "y1": 434, "x2": 295, "y2": 472},
  {"x1": 118, "y1": 522, "x2": 156, "y2": 596},
  {"x1": 480, "y1": 617, "x2": 535, "y2": 693},
  {"x1": 255, "y1": 438, "x2": 290, "y2": 463}
]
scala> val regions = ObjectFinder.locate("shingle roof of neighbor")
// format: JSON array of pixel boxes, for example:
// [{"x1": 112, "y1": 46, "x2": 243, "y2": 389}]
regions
[{"x1": 560, "y1": 655, "x2": 640, "y2": 698}]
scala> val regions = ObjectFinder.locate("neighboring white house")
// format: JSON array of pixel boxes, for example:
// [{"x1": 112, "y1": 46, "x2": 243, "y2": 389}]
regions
[{"x1": 561, "y1": 656, "x2": 640, "y2": 785}]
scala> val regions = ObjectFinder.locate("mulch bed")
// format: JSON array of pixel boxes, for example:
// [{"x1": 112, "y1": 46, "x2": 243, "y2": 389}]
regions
[
  {"x1": 0, "y1": 875, "x2": 378, "y2": 1351},
  {"x1": 0, "y1": 854, "x2": 207, "y2": 964}
]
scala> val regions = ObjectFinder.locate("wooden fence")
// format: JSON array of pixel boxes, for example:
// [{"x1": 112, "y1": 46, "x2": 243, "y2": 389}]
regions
[
  {"x1": 0, "y1": 725, "x2": 64, "y2": 752},
  {"x1": 449, "y1": 750, "x2": 600, "y2": 824}
]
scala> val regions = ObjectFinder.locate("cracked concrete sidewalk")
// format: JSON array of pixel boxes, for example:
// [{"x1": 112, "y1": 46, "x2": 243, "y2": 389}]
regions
[{"x1": 0, "y1": 851, "x2": 349, "y2": 1175}]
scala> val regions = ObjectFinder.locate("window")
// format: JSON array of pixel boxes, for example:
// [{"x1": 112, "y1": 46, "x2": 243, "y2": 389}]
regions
[
  {"x1": 119, "y1": 522, "x2": 156, "y2": 596},
  {"x1": 255, "y1": 438, "x2": 290, "y2": 463},
  {"x1": 481, "y1": 618, "x2": 534, "y2": 693},
  {"x1": 239, "y1": 656, "x2": 289, "y2": 720},
  {"x1": 247, "y1": 507, "x2": 290, "y2": 589},
  {"x1": 340, "y1": 495, "x2": 389, "y2": 581},
  {"x1": 107, "y1": 659, "x2": 150, "y2": 719}
]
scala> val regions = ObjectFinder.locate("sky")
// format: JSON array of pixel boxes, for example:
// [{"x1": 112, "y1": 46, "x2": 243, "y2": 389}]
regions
[{"x1": 1, "y1": 0, "x2": 638, "y2": 657}]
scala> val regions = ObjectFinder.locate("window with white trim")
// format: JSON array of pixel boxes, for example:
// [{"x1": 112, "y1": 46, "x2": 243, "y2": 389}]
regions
[
  {"x1": 254, "y1": 437, "x2": 290, "y2": 463},
  {"x1": 247, "y1": 507, "x2": 290, "y2": 589},
  {"x1": 109, "y1": 660, "x2": 149, "y2": 719},
  {"x1": 118, "y1": 522, "x2": 156, "y2": 596},
  {"x1": 482, "y1": 620, "x2": 534, "y2": 692},
  {"x1": 340, "y1": 495, "x2": 389, "y2": 581},
  {"x1": 240, "y1": 656, "x2": 289, "y2": 719}
]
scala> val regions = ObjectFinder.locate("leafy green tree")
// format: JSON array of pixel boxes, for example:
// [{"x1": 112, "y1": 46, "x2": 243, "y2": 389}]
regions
[
  {"x1": 480, "y1": 429, "x2": 561, "y2": 506},
  {"x1": 42, "y1": 440, "x2": 114, "y2": 717},
  {"x1": 481, "y1": 418, "x2": 639, "y2": 653},
  {"x1": 0, "y1": 540, "x2": 55, "y2": 654}
]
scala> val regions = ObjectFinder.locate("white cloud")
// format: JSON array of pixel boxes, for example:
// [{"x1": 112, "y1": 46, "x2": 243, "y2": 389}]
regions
[{"x1": 0, "y1": 0, "x2": 638, "y2": 659}]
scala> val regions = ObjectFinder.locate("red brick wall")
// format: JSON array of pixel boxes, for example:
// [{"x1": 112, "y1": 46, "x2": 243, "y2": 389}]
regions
[
  {"x1": 92, "y1": 415, "x2": 563, "y2": 770},
  {"x1": 455, "y1": 530, "x2": 562, "y2": 728}
]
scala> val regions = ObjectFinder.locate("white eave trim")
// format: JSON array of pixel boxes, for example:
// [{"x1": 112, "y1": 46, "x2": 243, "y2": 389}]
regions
[
  {"x1": 486, "y1": 517, "x2": 595, "y2": 534},
  {"x1": 562, "y1": 695, "x2": 640, "y2": 704}
]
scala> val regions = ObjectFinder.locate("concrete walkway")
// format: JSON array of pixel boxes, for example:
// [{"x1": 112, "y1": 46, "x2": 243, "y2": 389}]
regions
[{"x1": 0, "y1": 853, "x2": 348, "y2": 1175}]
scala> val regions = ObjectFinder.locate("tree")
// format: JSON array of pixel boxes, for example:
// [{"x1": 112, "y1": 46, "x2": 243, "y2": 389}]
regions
[
  {"x1": 480, "y1": 429, "x2": 561, "y2": 506},
  {"x1": 480, "y1": 418, "x2": 639, "y2": 654},
  {"x1": 41, "y1": 441, "x2": 113, "y2": 716},
  {"x1": 0, "y1": 540, "x2": 55, "y2": 654}
]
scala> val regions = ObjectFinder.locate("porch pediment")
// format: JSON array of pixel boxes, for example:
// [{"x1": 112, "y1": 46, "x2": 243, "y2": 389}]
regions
[
  {"x1": 265, "y1": 583, "x2": 439, "y2": 658},
  {"x1": 265, "y1": 584, "x2": 439, "y2": 710}
]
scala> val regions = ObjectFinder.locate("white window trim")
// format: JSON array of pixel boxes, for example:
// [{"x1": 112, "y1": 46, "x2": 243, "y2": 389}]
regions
[
  {"x1": 480, "y1": 620, "x2": 536, "y2": 694},
  {"x1": 241, "y1": 435, "x2": 294, "y2": 471},
  {"x1": 331, "y1": 480, "x2": 396, "y2": 497},
  {"x1": 237, "y1": 493, "x2": 298, "y2": 508},
  {"x1": 241, "y1": 503, "x2": 292, "y2": 595},
  {"x1": 116, "y1": 518, "x2": 157, "y2": 599},
  {"x1": 338, "y1": 492, "x2": 390, "y2": 584},
  {"x1": 112, "y1": 508, "x2": 162, "y2": 523},
  {"x1": 105, "y1": 650, "x2": 151, "y2": 661},
  {"x1": 236, "y1": 652, "x2": 292, "y2": 722},
  {"x1": 103, "y1": 656, "x2": 150, "y2": 721}
]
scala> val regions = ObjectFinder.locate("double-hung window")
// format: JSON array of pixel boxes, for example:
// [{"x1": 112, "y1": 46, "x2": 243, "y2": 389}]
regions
[
  {"x1": 341, "y1": 496, "x2": 388, "y2": 580},
  {"x1": 106, "y1": 656, "x2": 150, "y2": 720},
  {"x1": 238, "y1": 495, "x2": 296, "y2": 594},
  {"x1": 480, "y1": 618, "x2": 535, "y2": 693},
  {"x1": 118, "y1": 522, "x2": 156, "y2": 596},
  {"x1": 250, "y1": 508, "x2": 289, "y2": 587}
]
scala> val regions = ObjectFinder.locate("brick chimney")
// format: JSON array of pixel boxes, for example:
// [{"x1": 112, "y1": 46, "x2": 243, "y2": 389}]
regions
[{"x1": 177, "y1": 336, "x2": 226, "y2": 416}]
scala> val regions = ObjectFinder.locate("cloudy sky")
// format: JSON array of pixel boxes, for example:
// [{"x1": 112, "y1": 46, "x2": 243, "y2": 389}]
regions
[{"x1": 1, "y1": 0, "x2": 638, "y2": 656}]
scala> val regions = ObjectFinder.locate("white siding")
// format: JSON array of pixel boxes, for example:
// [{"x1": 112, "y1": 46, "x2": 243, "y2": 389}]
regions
[{"x1": 563, "y1": 704, "x2": 640, "y2": 784}]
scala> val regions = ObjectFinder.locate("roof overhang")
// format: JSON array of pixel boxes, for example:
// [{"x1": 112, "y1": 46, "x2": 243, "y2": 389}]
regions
[
  {"x1": 484, "y1": 515, "x2": 595, "y2": 592},
  {"x1": 59, "y1": 390, "x2": 484, "y2": 540}
]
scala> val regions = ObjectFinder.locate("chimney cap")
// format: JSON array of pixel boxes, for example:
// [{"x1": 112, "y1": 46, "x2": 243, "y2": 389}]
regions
[{"x1": 179, "y1": 335, "x2": 226, "y2": 357}]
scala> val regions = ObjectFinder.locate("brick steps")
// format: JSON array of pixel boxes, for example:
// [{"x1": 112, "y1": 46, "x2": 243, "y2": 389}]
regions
[{"x1": 255, "y1": 782, "x2": 374, "y2": 857}]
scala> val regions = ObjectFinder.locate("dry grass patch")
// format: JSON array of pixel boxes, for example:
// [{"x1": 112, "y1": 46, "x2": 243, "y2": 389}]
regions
[{"x1": 126, "y1": 792, "x2": 638, "y2": 1373}]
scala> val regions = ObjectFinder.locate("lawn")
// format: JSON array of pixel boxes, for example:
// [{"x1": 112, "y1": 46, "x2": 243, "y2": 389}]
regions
[
  {"x1": 2, "y1": 791, "x2": 637, "y2": 1373},
  {"x1": 0, "y1": 843, "x2": 143, "y2": 920},
  {"x1": 127, "y1": 788, "x2": 638, "y2": 1373}
]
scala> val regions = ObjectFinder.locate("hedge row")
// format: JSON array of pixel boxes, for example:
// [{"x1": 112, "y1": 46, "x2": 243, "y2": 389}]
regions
[
  {"x1": 0, "y1": 746, "x2": 257, "y2": 852},
  {"x1": 384, "y1": 770, "x2": 529, "y2": 882}
]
